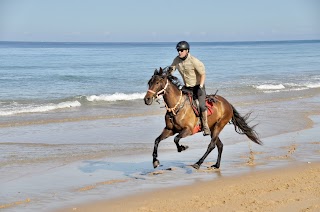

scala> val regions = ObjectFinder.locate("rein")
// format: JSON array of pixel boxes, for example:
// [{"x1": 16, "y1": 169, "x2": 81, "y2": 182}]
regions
[{"x1": 164, "y1": 90, "x2": 183, "y2": 116}]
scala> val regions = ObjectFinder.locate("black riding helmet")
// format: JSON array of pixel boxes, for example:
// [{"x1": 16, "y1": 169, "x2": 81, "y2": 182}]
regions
[{"x1": 176, "y1": 41, "x2": 190, "y2": 51}]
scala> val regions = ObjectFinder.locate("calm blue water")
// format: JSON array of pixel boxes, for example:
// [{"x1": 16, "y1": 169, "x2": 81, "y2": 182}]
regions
[{"x1": 0, "y1": 40, "x2": 320, "y2": 117}]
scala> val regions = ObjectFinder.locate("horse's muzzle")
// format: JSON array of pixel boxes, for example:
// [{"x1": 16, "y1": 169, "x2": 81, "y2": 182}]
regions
[{"x1": 144, "y1": 96, "x2": 153, "y2": 105}]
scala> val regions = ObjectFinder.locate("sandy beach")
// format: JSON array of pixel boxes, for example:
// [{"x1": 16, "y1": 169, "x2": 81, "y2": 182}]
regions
[
  {"x1": 54, "y1": 114, "x2": 320, "y2": 212},
  {"x1": 58, "y1": 162, "x2": 320, "y2": 212}
]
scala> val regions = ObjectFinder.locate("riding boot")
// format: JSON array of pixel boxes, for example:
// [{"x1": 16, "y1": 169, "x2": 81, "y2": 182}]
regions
[{"x1": 201, "y1": 110, "x2": 211, "y2": 136}]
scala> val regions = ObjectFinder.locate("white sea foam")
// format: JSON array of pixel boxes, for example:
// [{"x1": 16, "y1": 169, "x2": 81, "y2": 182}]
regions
[
  {"x1": 285, "y1": 83, "x2": 300, "y2": 87},
  {"x1": 256, "y1": 82, "x2": 320, "y2": 93},
  {"x1": 306, "y1": 83, "x2": 320, "y2": 88},
  {"x1": 290, "y1": 87, "x2": 309, "y2": 91},
  {"x1": 263, "y1": 87, "x2": 309, "y2": 93},
  {"x1": 0, "y1": 101, "x2": 81, "y2": 116},
  {"x1": 86, "y1": 93, "x2": 145, "y2": 102},
  {"x1": 255, "y1": 84, "x2": 285, "y2": 90},
  {"x1": 262, "y1": 90, "x2": 282, "y2": 93}
]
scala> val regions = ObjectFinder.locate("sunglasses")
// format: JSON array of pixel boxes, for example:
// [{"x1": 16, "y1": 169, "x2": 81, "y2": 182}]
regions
[{"x1": 177, "y1": 49, "x2": 185, "y2": 52}]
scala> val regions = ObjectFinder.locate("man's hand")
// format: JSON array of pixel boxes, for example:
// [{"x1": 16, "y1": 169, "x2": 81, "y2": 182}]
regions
[{"x1": 168, "y1": 66, "x2": 174, "y2": 75}]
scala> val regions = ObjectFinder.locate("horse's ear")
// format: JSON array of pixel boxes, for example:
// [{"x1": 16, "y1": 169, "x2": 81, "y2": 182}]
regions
[
  {"x1": 154, "y1": 69, "x2": 158, "y2": 75},
  {"x1": 159, "y1": 67, "x2": 163, "y2": 75}
]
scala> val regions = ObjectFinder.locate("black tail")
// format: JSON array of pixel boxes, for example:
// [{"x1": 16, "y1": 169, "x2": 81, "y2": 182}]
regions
[{"x1": 230, "y1": 105, "x2": 262, "y2": 145}]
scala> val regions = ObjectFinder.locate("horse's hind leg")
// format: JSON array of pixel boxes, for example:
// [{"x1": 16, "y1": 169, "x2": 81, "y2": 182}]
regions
[
  {"x1": 192, "y1": 121, "x2": 226, "y2": 169},
  {"x1": 212, "y1": 137, "x2": 223, "y2": 169},
  {"x1": 191, "y1": 136, "x2": 217, "y2": 169}
]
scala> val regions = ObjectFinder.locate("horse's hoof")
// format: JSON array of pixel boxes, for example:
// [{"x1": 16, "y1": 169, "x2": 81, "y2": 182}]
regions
[
  {"x1": 203, "y1": 132, "x2": 210, "y2": 136},
  {"x1": 178, "y1": 145, "x2": 189, "y2": 152},
  {"x1": 181, "y1": 145, "x2": 189, "y2": 151},
  {"x1": 191, "y1": 163, "x2": 200, "y2": 169},
  {"x1": 153, "y1": 159, "x2": 160, "y2": 169},
  {"x1": 211, "y1": 164, "x2": 220, "y2": 169}
]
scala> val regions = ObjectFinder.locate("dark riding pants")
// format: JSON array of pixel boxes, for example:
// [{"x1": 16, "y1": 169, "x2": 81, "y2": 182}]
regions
[{"x1": 184, "y1": 85, "x2": 207, "y2": 112}]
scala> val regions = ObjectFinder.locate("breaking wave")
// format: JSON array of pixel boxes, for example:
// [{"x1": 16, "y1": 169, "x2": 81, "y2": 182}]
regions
[
  {"x1": 0, "y1": 101, "x2": 81, "y2": 116},
  {"x1": 255, "y1": 84, "x2": 285, "y2": 90},
  {"x1": 253, "y1": 82, "x2": 320, "y2": 93},
  {"x1": 86, "y1": 92, "x2": 145, "y2": 102}
]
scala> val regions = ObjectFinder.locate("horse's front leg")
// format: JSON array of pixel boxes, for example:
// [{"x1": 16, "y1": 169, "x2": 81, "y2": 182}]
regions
[
  {"x1": 153, "y1": 128, "x2": 174, "y2": 168},
  {"x1": 174, "y1": 128, "x2": 192, "y2": 152}
]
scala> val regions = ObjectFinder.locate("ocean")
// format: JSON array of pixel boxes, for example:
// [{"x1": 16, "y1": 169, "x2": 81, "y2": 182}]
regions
[
  {"x1": 0, "y1": 40, "x2": 319, "y2": 121},
  {"x1": 1, "y1": 40, "x2": 320, "y2": 211}
]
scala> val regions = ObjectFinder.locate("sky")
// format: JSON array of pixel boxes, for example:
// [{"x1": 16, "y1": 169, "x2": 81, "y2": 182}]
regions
[{"x1": 0, "y1": 0, "x2": 319, "y2": 42}]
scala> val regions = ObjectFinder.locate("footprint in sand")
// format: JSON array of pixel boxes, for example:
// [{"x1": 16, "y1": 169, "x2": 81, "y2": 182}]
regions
[
  {"x1": 0, "y1": 198, "x2": 31, "y2": 209},
  {"x1": 77, "y1": 179, "x2": 128, "y2": 192},
  {"x1": 148, "y1": 167, "x2": 175, "y2": 176},
  {"x1": 269, "y1": 144, "x2": 297, "y2": 160},
  {"x1": 238, "y1": 151, "x2": 264, "y2": 166},
  {"x1": 286, "y1": 144, "x2": 297, "y2": 156}
]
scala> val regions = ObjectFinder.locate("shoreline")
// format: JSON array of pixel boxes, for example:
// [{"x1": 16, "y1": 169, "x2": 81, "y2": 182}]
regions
[{"x1": 57, "y1": 162, "x2": 320, "y2": 212}]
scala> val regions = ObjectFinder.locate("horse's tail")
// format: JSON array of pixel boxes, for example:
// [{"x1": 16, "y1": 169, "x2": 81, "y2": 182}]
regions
[{"x1": 230, "y1": 105, "x2": 262, "y2": 145}]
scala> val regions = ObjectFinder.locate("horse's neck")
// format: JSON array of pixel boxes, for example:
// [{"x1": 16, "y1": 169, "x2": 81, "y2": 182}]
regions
[{"x1": 163, "y1": 82, "x2": 182, "y2": 108}]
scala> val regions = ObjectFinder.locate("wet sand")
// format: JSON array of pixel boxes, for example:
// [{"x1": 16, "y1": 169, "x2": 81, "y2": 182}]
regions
[
  {"x1": 54, "y1": 114, "x2": 320, "y2": 212},
  {"x1": 58, "y1": 162, "x2": 320, "y2": 212}
]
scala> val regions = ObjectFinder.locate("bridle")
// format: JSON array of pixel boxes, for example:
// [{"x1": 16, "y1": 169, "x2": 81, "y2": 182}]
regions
[
  {"x1": 147, "y1": 78, "x2": 183, "y2": 116},
  {"x1": 147, "y1": 79, "x2": 169, "y2": 100}
]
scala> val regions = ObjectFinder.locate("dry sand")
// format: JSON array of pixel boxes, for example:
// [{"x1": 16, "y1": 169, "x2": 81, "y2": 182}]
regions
[{"x1": 59, "y1": 162, "x2": 320, "y2": 212}]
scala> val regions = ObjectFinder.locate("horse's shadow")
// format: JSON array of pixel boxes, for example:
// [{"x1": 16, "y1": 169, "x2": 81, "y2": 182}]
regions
[{"x1": 78, "y1": 159, "x2": 195, "y2": 180}]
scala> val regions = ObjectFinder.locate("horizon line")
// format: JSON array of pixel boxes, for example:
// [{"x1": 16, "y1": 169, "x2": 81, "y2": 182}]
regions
[{"x1": 1, "y1": 39, "x2": 320, "y2": 44}]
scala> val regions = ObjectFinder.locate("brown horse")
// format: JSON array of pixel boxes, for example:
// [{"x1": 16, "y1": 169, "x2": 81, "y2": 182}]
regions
[{"x1": 144, "y1": 67, "x2": 262, "y2": 169}]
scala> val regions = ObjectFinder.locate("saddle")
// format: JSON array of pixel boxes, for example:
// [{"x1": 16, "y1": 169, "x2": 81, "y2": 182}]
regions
[{"x1": 181, "y1": 88, "x2": 218, "y2": 117}]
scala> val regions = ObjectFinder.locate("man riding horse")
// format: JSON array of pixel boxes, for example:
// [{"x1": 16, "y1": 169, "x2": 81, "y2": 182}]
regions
[{"x1": 169, "y1": 41, "x2": 210, "y2": 136}]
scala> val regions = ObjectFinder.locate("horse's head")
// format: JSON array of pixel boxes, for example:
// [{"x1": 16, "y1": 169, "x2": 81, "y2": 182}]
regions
[{"x1": 144, "y1": 67, "x2": 169, "y2": 105}]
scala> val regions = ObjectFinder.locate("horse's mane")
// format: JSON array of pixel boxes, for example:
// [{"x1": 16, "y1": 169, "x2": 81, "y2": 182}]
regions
[
  {"x1": 168, "y1": 74, "x2": 182, "y2": 89},
  {"x1": 156, "y1": 67, "x2": 182, "y2": 89}
]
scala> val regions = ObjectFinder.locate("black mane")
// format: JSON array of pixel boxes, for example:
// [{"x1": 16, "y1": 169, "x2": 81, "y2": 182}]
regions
[
  {"x1": 168, "y1": 74, "x2": 182, "y2": 89},
  {"x1": 155, "y1": 67, "x2": 182, "y2": 89}
]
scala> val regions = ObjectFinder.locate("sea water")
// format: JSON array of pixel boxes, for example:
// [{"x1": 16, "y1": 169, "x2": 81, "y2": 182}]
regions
[{"x1": 0, "y1": 41, "x2": 319, "y2": 120}]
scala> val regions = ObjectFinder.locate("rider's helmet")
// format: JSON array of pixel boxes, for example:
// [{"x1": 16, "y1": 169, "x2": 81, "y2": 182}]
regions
[{"x1": 176, "y1": 41, "x2": 190, "y2": 51}]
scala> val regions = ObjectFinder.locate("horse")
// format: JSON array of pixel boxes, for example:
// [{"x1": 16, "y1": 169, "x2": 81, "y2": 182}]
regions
[{"x1": 144, "y1": 67, "x2": 262, "y2": 169}]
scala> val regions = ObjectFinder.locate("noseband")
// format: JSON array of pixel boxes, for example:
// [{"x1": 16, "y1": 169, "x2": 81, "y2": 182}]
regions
[{"x1": 148, "y1": 79, "x2": 169, "y2": 99}]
